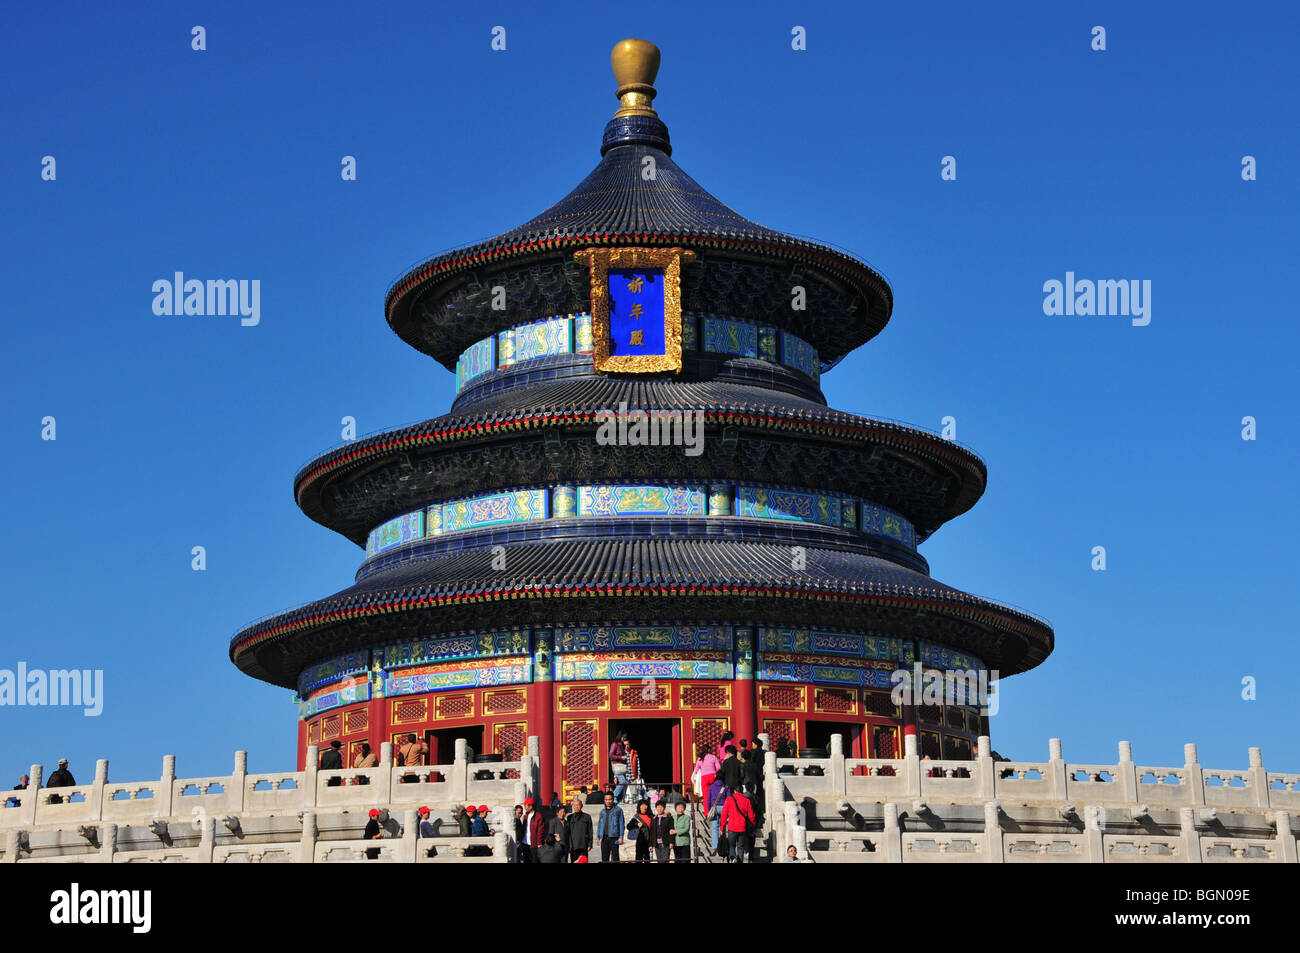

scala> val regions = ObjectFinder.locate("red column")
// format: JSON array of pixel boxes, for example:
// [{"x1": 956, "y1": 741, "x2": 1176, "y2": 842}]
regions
[
  {"x1": 531, "y1": 629, "x2": 557, "y2": 801},
  {"x1": 733, "y1": 626, "x2": 757, "y2": 742}
]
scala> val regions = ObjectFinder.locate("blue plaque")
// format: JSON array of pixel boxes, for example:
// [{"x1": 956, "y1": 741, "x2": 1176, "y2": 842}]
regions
[{"x1": 608, "y1": 269, "x2": 666, "y2": 356}]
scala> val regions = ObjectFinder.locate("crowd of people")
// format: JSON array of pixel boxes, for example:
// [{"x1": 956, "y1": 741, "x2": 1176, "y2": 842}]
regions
[{"x1": 5, "y1": 758, "x2": 75, "y2": 807}]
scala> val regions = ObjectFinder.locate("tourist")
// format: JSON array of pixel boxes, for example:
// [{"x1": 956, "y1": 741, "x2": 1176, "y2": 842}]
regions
[
  {"x1": 566, "y1": 795, "x2": 593, "y2": 862},
  {"x1": 782, "y1": 844, "x2": 807, "y2": 863},
  {"x1": 922, "y1": 754, "x2": 936, "y2": 778},
  {"x1": 718, "y1": 745, "x2": 744, "y2": 792},
  {"x1": 746, "y1": 739, "x2": 766, "y2": 788},
  {"x1": 417, "y1": 806, "x2": 437, "y2": 858},
  {"x1": 46, "y1": 758, "x2": 75, "y2": 804},
  {"x1": 549, "y1": 790, "x2": 562, "y2": 809},
  {"x1": 662, "y1": 787, "x2": 685, "y2": 808},
  {"x1": 363, "y1": 807, "x2": 383, "y2": 860},
  {"x1": 692, "y1": 745, "x2": 720, "y2": 797},
  {"x1": 650, "y1": 800, "x2": 675, "y2": 862},
  {"x1": 320, "y1": 740, "x2": 343, "y2": 786},
  {"x1": 458, "y1": 805, "x2": 475, "y2": 837},
  {"x1": 716, "y1": 731, "x2": 735, "y2": 762},
  {"x1": 351, "y1": 742, "x2": 377, "y2": 784},
  {"x1": 585, "y1": 784, "x2": 604, "y2": 807},
  {"x1": 627, "y1": 799, "x2": 654, "y2": 863},
  {"x1": 719, "y1": 784, "x2": 756, "y2": 863},
  {"x1": 706, "y1": 775, "x2": 726, "y2": 852},
  {"x1": 398, "y1": 733, "x2": 427, "y2": 783},
  {"x1": 513, "y1": 804, "x2": 525, "y2": 846},
  {"x1": 548, "y1": 803, "x2": 570, "y2": 856},
  {"x1": 609, "y1": 731, "x2": 629, "y2": 802},
  {"x1": 5, "y1": 769, "x2": 27, "y2": 806},
  {"x1": 596, "y1": 792, "x2": 625, "y2": 862},
  {"x1": 467, "y1": 805, "x2": 491, "y2": 857},
  {"x1": 672, "y1": 801, "x2": 691, "y2": 862},
  {"x1": 520, "y1": 796, "x2": 544, "y2": 863},
  {"x1": 537, "y1": 832, "x2": 566, "y2": 863}
]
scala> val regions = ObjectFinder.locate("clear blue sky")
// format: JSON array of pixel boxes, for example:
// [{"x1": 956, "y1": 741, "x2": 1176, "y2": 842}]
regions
[{"x1": 2, "y1": 1, "x2": 1296, "y2": 785}]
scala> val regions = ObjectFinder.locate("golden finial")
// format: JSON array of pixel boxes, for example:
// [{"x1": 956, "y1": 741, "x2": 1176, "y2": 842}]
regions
[{"x1": 611, "y1": 38, "x2": 661, "y2": 118}]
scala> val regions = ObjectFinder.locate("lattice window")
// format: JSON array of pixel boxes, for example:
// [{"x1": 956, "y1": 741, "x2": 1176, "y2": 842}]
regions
[
  {"x1": 494, "y1": 722, "x2": 526, "y2": 778},
  {"x1": 392, "y1": 698, "x2": 427, "y2": 725},
  {"x1": 681, "y1": 684, "x2": 728, "y2": 709},
  {"x1": 966, "y1": 710, "x2": 982, "y2": 734},
  {"x1": 690, "y1": 718, "x2": 728, "y2": 763},
  {"x1": 561, "y1": 720, "x2": 597, "y2": 795},
  {"x1": 762, "y1": 719, "x2": 797, "y2": 750},
  {"x1": 485, "y1": 690, "x2": 526, "y2": 714},
  {"x1": 619, "y1": 683, "x2": 668, "y2": 709},
  {"x1": 558, "y1": 685, "x2": 608, "y2": 710},
  {"x1": 920, "y1": 731, "x2": 942, "y2": 761},
  {"x1": 321, "y1": 714, "x2": 341, "y2": 739},
  {"x1": 862, "y1": 691, "x2": 898, "y2": 718},
  {"x1": 872, "y1": 725, "x2": 899, "y2": 759},
  {"x1": 344, "y1": 708, "x2": 368, "y2": 734},
  {"x1": 815, "y1": 688, "x2": 856, "y2": 714},
  {"x1": 946, "y1": 707, "x2": 965, "y2": 729},
  {"x1": 943, "y1": 734, "x2": 972, "y2": 761},
  {"x1": 436, "y1": 694, "x2": 473, "y2": 720},
  {"x1": 759, "y1": 685, "x2": 804, "y2": 710},
  {"x1": 918, "y1": 705, "x2": 942, "y2": 725},
  {"x1": 306, "y1": 720, "x2": 319, "y2": 744}
]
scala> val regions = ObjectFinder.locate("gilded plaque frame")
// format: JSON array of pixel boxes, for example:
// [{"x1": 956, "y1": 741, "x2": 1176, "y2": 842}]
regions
[{"x1": 575, "y1": 246, "x2": 695, "y2": 374}]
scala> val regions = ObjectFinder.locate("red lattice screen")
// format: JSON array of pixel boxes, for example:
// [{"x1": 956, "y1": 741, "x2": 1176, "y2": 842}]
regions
[
  {"x1": 862, "y1": 691, "x2": 897, "y2": 718},
  {"x1": 392, "y1": 699, "x2": 427, "y2": 724},
  {"x1": 306, "y1": 721, "x2": 319, "y2": 744},
  {"x1": 344, "y1": 708, "x2": 368, "y2": 734},
  {"x1": 321, "y1": 714, "x2": 341, "y2": 739},
  {"x1": 691, "y1": 718, "x2": 728, "y2": 762},
  {"x1": 619, "y1": 684, "x2": 668, "y2": 709},
  {"x1": 759, "y1": 685, "x2": 803, "y2": 710},
  {"x1": 437, "y1": 694, "x2": 473, "y2": 719},
  {"x1": 485, "y1": 690, "x2": 526, "y2": 714},
  {"x1": 815, "y1": 688, "x2": 855, "y2": 714},
  {"x1": 561, "y1": 720, "x2": 598, "y2": 798},
  {"x1": 494, "y1": 722, "x2": 526, "y2": 778},
  {"x1": 872, "y1": 725, "x2": 899, "y2": 759},
  {"x1": 558, "y1": 686, "x2": 607, "y2": 710},
  {"x1": 762, "y1": 719, "x2": 797, "y2": 750},
  {"x1": 681, "y1": 685, "x2": 727, "y2": 708}
]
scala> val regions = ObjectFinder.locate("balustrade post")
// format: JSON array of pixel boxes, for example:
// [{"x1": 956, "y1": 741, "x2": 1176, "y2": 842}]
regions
[
  {"x1": 453, "y1": 738, "x2": 470, "y2": 802},
  {"x1": 21, "y1": 765, "x2": 41, "y2": 827},
  {"x1": 100, "y1": 822, "x2": 116, "y2": 863},
  {"x1": 493, "y1": 830, "x2": 509, "y2": 863},
  {"x1": 902, "y1": 733, "x2": 921, "y2": 798},
  {"x1": 303, "y1": 745, "x2": 319, "y2": 808},
  {"x1": 380, "y1": 741, "x2": 394, "y2": 766},
  {"x1": 159, "y1": 755, "x2": 176, "y2": 819},
  {"x1": 4, "y1": 830, "x2": 19, "y2": 863},
  {"x1": 1179, "y1": 807, "x2": 1201, "y2": 864},
  {"x1": 90, "y1": 759, "x2": 108, "y2": 822},
  {"x1": 1084, "y1": 804, "x2": 1104, "y2": 863},
  {"x1": 400, "y1": 809, "x2": 418, "y2": 863},
  {"x1": 197, "y1": 814, "x2": 215, "y2": 864},
  {"x1": 1274, "y1": 811, "x2": 1297, "y2": 864},
  {"x1": 518, "y1": 755, "x2": 535, "y2": 801},
  {"x1": 792, "y1": 823, "x2": 809, "y2": 860},
  {"x1": 1184, "y1": 743, "x2": 1205, "y2": 807},
  {"x1": 298, "y1": 812, "x2": 317, "y2": 863},
  {"x1": 1117, "y1": 741, "x2": 1138, "y2": 802},
  {"x1": 1249, "y1": 747, "x2": 1269, "y2": 808},
  {"x1": 976, "y1": 735, "x2": 994, "y2": 799},
  {"x1": 983, "y1": 800, "x2": 1003, "y2": 863},
  {"x1": 1047, "y1": 738, "x2": 1067, "y2": 801},
  {"x1": 232, "y1": 748, "x2": 246, "y2": 811},
  {"x1": 829, "y1": 733, "x2": 846, "y2": 797},
  {"x1": 882, "y1": 802, "x2": 902, "y2": 863},
  {"x1": 763, "y1": 752, "x2": 779, "y2": 833}
]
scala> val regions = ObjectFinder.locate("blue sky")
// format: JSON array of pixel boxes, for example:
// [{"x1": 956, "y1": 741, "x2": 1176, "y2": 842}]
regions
[{"x1": 2, "y1": 1, "x2": 1296, "y2": 785}]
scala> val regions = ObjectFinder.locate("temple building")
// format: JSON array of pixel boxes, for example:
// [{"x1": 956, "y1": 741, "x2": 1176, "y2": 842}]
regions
[{"x1": 229, "y1": 39, "x2": 1054, "y2": 802}]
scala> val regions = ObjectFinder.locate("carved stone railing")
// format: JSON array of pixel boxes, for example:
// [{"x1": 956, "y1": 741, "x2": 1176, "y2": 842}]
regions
[
  {"x1": 764, "y1": 736, "x2": 1300, "y2": 864},
  {"x1": 1, "y1": 738, "x2": 536, "y2": 836}
]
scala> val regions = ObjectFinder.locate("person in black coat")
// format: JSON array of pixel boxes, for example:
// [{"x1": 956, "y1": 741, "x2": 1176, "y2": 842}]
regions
[
  {"x1": 566, "y1": 797, "x2": 594, "y2": 862},
  {"x1": 46, "y1": 759, "x2": 75, "y2": 804},
  {"x1": 319, "y1": 741, "x2": 344, "y2": 786},
  {"x1": 547, "y1": 804, "x2": 570, "y2": 856},
  {"x1": 537, "y1": 833, "x2": 565, "y2": 863},
  {"x1": 717, "y1": 746, "x2": 745, "y2": 792},
  {"x1": 363, "y1": 808, "x2": 383, "y2": 860}
]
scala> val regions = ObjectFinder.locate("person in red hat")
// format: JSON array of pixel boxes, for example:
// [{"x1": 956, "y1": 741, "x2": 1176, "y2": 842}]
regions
[
  {"x1": 519, "y1": 797, "x2": 545, "y2": 863},
  {"x1": 417, "y1": 806, "x2": 437, "y2": 858},
  {"x1": 364, "y1": 808, "x2": 383, "y2": 860},
  {"x1": 458, "y1": 805, "x2": 475, "y2": 838}
]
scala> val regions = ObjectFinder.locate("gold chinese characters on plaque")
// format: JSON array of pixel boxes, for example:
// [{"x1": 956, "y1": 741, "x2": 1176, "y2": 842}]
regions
[{"x1": 574, "y1": 246, "x2": 695, "y2": 374}]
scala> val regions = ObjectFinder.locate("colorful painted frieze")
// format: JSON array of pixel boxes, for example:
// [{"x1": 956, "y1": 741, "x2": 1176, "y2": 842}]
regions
[
  {"x1": 780, "y1": 330, "x2": 820, "y2": 381},
  {"x1": 366, "y1": 510, "x2": 425, "y2": 557},
  {"x1": 382, "y1": 629, "x2": 530, "y2": 669},
  {"x1": 573, "y1": 314, "x2": 593, "y2": 354},
  {"x1": 385, "y1": 656, "x2": 532, "y2": 697},
  {"x1": 681, "y1": 312, "x2": 698, "y2": 351},
  {"x1": 441, "y1": 488, "x2": 548, "y2": 533},
  {"x1": 555, "y1": 652, "x2": 733, "y2": 682},
  {"x1": 298, "y1": 650, "x2": 369, "y2": 696},
  {"x1": 497, "y1": 328, "x2": 516, "y2": 368},
  {"x1": 513, "y1": 315, "x2": 573, "y2": 362},
  {"x1": 577, "y1": 484, "x2": 706, "y2": 517},
  {"x1": 736, "y1": 485, "x2": 840, "y2": 527},
  {"x1": 757, "y1": 659, "x2": 897, "y2": 689},
  {"x1": 702, "y1": 315, "x2": 759, "y2": 358},
  {"x1": 299, "y1": 676, "x2": 370, "y2": 718},
  {"x1": 918, "y1": 641, "x2": 984, "y2": 673},
  {"x1": 758, "y1": 325, "x2": 778, "y2": 363},
  {"x1": 758, "y1": 627, "x2": 912, "y2": 663},
  {"x1": 554, "y1": 625, "x2": 733, "y2": 653}
]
